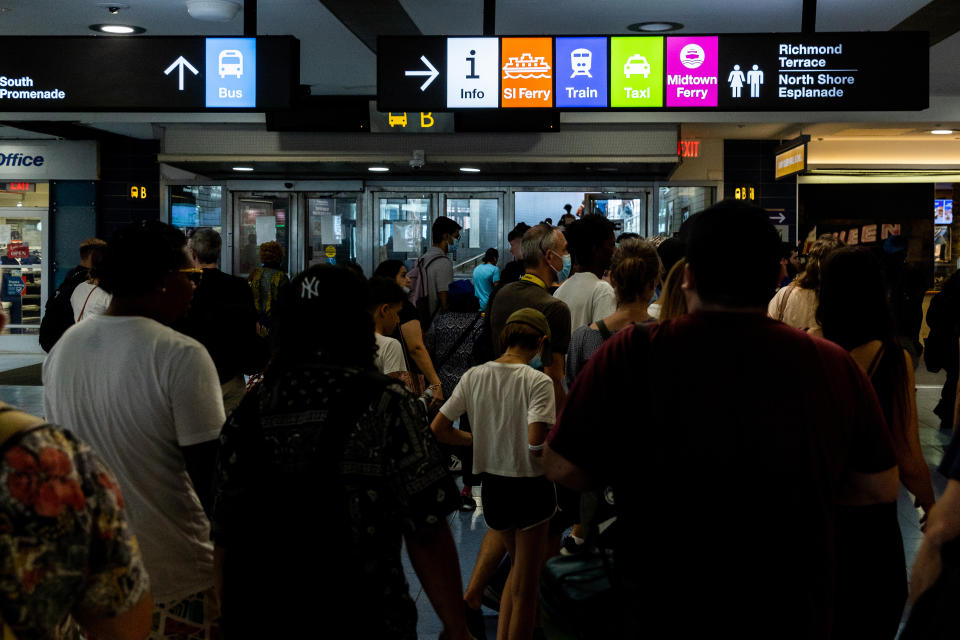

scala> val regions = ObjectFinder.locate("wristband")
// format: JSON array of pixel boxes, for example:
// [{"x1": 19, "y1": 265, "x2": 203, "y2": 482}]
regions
[{"x1": 528, "y1": 443, "x2": 544, "y2": 451}]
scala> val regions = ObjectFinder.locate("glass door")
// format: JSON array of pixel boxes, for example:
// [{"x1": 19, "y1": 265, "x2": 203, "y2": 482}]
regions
[
  {"x1": 304, "y1": 193, "x2": 359, "y2": 268},
  {"x1": 439, "y1": 193, "x2": 503, "y2": 277},
  {"x1": 374, "y1": 193, "x2": 437, "y2": 271},
  {"x1": 584, "y1": 192, "x2": 652, "y2": 238},
  {"x1": 234, "y1": 193, "x2": 293, "y2": 278},
  {"x1": 0, "y1": 208, "x2": 49, "y2": 346}
]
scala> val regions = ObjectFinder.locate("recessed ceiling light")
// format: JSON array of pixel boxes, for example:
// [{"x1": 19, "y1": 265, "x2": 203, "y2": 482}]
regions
[
  {"x1": 232, "y1": 166, "x2": 254, "y2": 172},
  {"x1": 460, "y1": 167, "x2": 481, "y2": 173},
  {"x1": 89, "y1": 24, "x2": 146, "y2": 34},
  {"x1": 368, "y1": 167, "x2": 390, "y2": 172},
  {"x1": 627, "y1": 21, "x2": 683, "y2": 32},
  {"x1": 931, "y1": 129, "x2": 954, "y2": 135}
]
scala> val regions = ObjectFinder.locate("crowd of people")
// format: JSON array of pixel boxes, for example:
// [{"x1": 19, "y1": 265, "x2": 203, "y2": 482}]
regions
[{"x1": 4, "y1": 202, "x2": 960, "y2": 639}]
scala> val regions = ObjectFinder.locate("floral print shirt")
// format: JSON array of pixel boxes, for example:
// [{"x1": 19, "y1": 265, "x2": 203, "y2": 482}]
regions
[
  {"x1": 0, "y1": 425, "x2": 149, "y2": 639},
  {"x1": 213, "y1": 362, "x2": 459, "y2": 639}
]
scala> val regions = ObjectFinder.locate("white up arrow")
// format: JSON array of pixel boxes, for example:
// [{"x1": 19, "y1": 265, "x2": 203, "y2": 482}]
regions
[
  {"x1": 404, "y1": 55, "x2": 439, "y2": 91},
  {"x1": 164, "y1": 56, "x2": 200, "y2": 91}
]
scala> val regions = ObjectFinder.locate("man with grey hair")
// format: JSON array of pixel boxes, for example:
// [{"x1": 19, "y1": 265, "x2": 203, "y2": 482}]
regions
[{"x1": 176, "y1": 228, "x2": 267, "y2": 414}]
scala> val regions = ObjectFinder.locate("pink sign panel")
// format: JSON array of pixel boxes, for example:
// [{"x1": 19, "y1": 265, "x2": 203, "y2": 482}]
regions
[{"x1": 666, "y1": 36, "x2": 718, "y2": 107}]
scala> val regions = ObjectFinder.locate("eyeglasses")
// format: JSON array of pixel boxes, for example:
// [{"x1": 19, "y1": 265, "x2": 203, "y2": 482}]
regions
[{"x1": 178, "y1": 267, "x2": 203, "y2": 285}]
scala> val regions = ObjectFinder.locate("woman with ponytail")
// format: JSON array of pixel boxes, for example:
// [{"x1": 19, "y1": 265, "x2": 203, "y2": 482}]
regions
[{"x1": 564, "y1": 238, "x2": 662, "y2": 388}]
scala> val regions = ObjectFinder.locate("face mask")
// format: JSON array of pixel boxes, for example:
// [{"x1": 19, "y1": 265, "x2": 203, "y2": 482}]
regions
[
  {"x1": 528, "y1": 352, "x2": 543, "y2": 370},
  {"x1": 402, "y1": 286, "x2": 411, "y2": 294},
  {"x1": 557, "y1": 253, "x2": 572, "y2": 283}
]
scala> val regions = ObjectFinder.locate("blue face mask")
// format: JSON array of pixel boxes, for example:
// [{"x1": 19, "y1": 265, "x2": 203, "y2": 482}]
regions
[
  {"x1": 529, "y1": 352, "x2": 544, "y2": 370},
  {"x1": 556, "y1": 253, "x2": 572, "y2": 283}
]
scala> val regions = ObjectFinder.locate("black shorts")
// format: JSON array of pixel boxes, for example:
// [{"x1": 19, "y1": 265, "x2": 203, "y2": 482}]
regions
[{"x1": 480, "y1": 474, "x2": 557, "y2": 531}]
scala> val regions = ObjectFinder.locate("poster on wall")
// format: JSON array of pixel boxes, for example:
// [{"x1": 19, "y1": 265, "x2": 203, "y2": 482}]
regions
[
  {"x1": 255, "y1": 216, "x2": 277, "y2": 244},
  {"x1": 391, "y1": 221, "x2": 421, "y2": 253}
]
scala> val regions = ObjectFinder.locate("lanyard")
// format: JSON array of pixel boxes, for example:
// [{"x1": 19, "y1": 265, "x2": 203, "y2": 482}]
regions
[{"x1": 520, "y1": 274, "x2": 547, "y2": 289}]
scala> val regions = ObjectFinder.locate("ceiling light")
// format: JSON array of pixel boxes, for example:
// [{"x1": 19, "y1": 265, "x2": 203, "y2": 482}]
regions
[
  {"x1": 627, "y1": 21, "x2": 683, "y2": 32},
  {"x1": 459, "y1": 167, "x2": 481, "y2": 173},
  {"x1": 931, "y1": 129, "x2": 954, "y2": 135},
  {"x1": 232, "y1": 166, "x2": 254, "y2": 172},
  {"x1": 368, "y1": 167, "x2": 390, "y2": 172},
  {"x1": 186, "y1": 0, "x2": 241, "y2": 22},
  {"x1": 90, "y1": 24, "x2": 145, "y2": 34}
]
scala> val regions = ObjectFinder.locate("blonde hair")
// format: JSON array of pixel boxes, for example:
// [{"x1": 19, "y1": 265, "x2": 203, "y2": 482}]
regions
[
  {"x1": 658, "y1": 258, "x2": 688, "y2": 322},
  {"x1": 797, "y1": 234, "x2": 844, "y2": 290}
]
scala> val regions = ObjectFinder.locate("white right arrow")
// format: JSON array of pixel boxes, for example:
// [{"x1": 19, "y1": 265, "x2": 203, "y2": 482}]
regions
[
  {"x1": 164, "y1": 56, "x2": 200, "y2": 91},
  {"x1": 770, "y1": 212, "x2": 786, "y2": 223},
  {"x1": 404, "y1": 55, "x2": 439, "y2": 92}
]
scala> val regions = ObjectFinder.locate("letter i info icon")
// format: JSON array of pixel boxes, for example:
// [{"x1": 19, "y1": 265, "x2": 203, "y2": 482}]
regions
[{"x1": 447, "y1": 38, "x2": 499, "y2": 108}]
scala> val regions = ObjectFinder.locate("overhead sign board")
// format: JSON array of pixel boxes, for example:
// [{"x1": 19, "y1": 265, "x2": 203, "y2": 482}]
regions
[
  {"x1": 0, "y1": 36, "x2": 297, "y2": 111},
  {"x1": 775, "y1": 144, "x2": 807, "y2": 179},
  {"x1": 378, "y1": 32, "x2": 927, "y2": 112},
  {"x1": 368, "y1": 102, "x2": 455, "y2": 133}
]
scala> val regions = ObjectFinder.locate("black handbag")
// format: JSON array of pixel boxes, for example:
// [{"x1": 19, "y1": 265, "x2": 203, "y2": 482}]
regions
[
  {"x1": 900, "y1": 538, "x2": 960, "y2": 639},
  {"x1": 539, "y1": 548, "x2": 623, "y2": 640}
]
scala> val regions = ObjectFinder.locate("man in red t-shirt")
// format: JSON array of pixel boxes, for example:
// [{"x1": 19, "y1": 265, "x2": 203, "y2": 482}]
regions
[{"x1": 544, "y1": 202, "x2": 899, "y2": 638}]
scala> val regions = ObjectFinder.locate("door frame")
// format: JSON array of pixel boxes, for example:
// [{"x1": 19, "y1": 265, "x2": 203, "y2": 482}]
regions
[{"x1": 0, "y1": 206, "x2": 49, "y2": 353}]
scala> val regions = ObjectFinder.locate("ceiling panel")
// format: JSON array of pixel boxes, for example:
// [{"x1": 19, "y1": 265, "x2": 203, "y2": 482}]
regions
[{"x1": 817, "y1": 0, "x2": 931, "y2": 31}]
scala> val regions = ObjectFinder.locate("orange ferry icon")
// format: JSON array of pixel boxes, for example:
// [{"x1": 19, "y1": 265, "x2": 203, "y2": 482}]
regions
[{"x1": 503, "y1": 53, "x2": 552, "y2": 79}]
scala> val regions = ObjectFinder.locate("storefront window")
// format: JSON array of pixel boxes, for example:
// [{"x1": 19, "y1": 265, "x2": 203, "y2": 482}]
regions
[
  {"x1": 0, "y1": 214, "x2": 44, "y2": 333},
  {"x1": 307, "y1": 196, "x2": 358, "y2": 268},
  {"x1": 657, "y1": 186, "x2": 715, "y2": 237},
  {"x1": 933, "y1": 189, "x2": 958, "y2": 290},
  {"x1": 168, "y1": 185, "x2": 223, "y2": 235}
]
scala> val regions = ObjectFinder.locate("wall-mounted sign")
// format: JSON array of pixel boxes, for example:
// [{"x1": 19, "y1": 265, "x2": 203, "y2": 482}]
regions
[
  {"x1": 678, "y1": 140, "x2": 700, "y2": 158},
  {"x1": 0, "y1": 36, "x2": 297, "y2": 111},
  {"x1": 0, "y1": 141, "x2": 97, "y2": 180},
  {"x1": 368, "y1": 102, "x2": 455, "y2": 133},
  {"x1": 5, "y1": 182, "x2": 34, "y2": 192},
  {"x1": 129, "y1": 185, "x2": 148, "y2": 200},
  {"x1": 733, "y1": 185, "x2": 757, "y2": 201},
  {"x1": 775, "y1": 144, "x2": 807, "y2": 179},
  {"x1": 935, "y1": 199, "x2": 953, "y2": 225},
  {"x1": 378, "y1": 32, "x2": 927, "y2": 112}
]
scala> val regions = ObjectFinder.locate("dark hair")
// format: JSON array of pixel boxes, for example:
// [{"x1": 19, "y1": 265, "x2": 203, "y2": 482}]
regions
[
  {"x1": 500, "y1": 322, "x2": 544, "y2": 351},
  {"x1": 797, "y1": 234, "x2": 845, "y2": 290},
  {"x1": 432, "y1": 216, "x2": 462, "y2": 241},
  {"x1": 482, "y1": 248, "x2": 499, "y2": 264},
  {"x1": 656, "y1": 237, "x2": 686, "y2": 277},
  {"x1": 683, "y1": 200, "x2": 781, "y2": 308},
  {"x1": 609, "y1": 238, "x2": 661, "y2": 304},
  {"x1": 259, "y1": 241, "x2": 285, "y2": 267},
  {"x1": 340, "y1": 261, "x2": 365, "y2": 278},
  {"x1": 817, "y1": 248, "x2": 910, "y2": 447},
  {"x1": 367, "y1": 277, "x2": 407, "y2": 312},
  {"x1": 564, "y1": 214, "x2": 615, "y2": 270},
  {"x1": 374, "y1": 259, "x2": 405, "y2": 280},
  {"x1": 98, "y1": 221, "x2": 190, "y2": 298},
  {"x1": 508, "y1": 222, "x2": 531, "y2": 243},
  {"x1": 616, "y1": 232, "x2": 640, "y2": 244},
  {"x1": 273, "y1": 265, "x2": 374, "y2": 369},
  {"x1": 189, "y1": 228, "x2": 221, "y2": 265},
  {"x1": 563, "y1": 204, "x2": 573, "y2": 213}
]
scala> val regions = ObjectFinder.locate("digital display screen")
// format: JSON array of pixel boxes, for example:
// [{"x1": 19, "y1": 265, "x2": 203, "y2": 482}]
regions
[{"x1": 935, "y1": 199, "x2": 954, "y2": 225}]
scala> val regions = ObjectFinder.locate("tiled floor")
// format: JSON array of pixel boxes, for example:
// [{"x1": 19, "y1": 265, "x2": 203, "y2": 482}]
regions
[{"x1": 5, "y1": 353, "x2": 954, "y2": 639}]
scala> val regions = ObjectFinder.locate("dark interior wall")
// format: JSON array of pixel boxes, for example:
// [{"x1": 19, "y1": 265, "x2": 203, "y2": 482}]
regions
[
  {"x1": 97, "y1": 138, "x2": 161, "y2": 240},
  {"x1": 723, "y1": 140, "x2": 798, "y2": 244},
  {"x1": 798, "y1": 182, "x2": 934, "y2": 286},
  {"x1": 50, "y1": 181, "x2": 96, "y2": 289}
]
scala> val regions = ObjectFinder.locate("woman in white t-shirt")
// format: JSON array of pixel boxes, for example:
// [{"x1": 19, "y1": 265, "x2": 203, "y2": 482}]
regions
[
  {"x1": 70, "y1": 279, "x2": 113, "y2": 322},
  {"x1": 431, "y1": 307, "x2": 556, "y2": 640}
]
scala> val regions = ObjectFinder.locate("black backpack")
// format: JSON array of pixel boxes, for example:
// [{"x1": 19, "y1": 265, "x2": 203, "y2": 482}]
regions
[{"x1": 38, "y1": 268, "x2": 88, "y2": 352}]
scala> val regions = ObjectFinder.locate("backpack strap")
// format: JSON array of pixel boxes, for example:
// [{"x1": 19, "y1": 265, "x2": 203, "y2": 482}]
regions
[{"x1": 775, "y1": 284, "x2": 796, "y2": 322}]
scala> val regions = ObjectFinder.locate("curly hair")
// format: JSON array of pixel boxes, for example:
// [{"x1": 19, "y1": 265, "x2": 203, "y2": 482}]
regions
[{"x1": 258, "y1": 241, "x2": 285, "y2": 267}]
